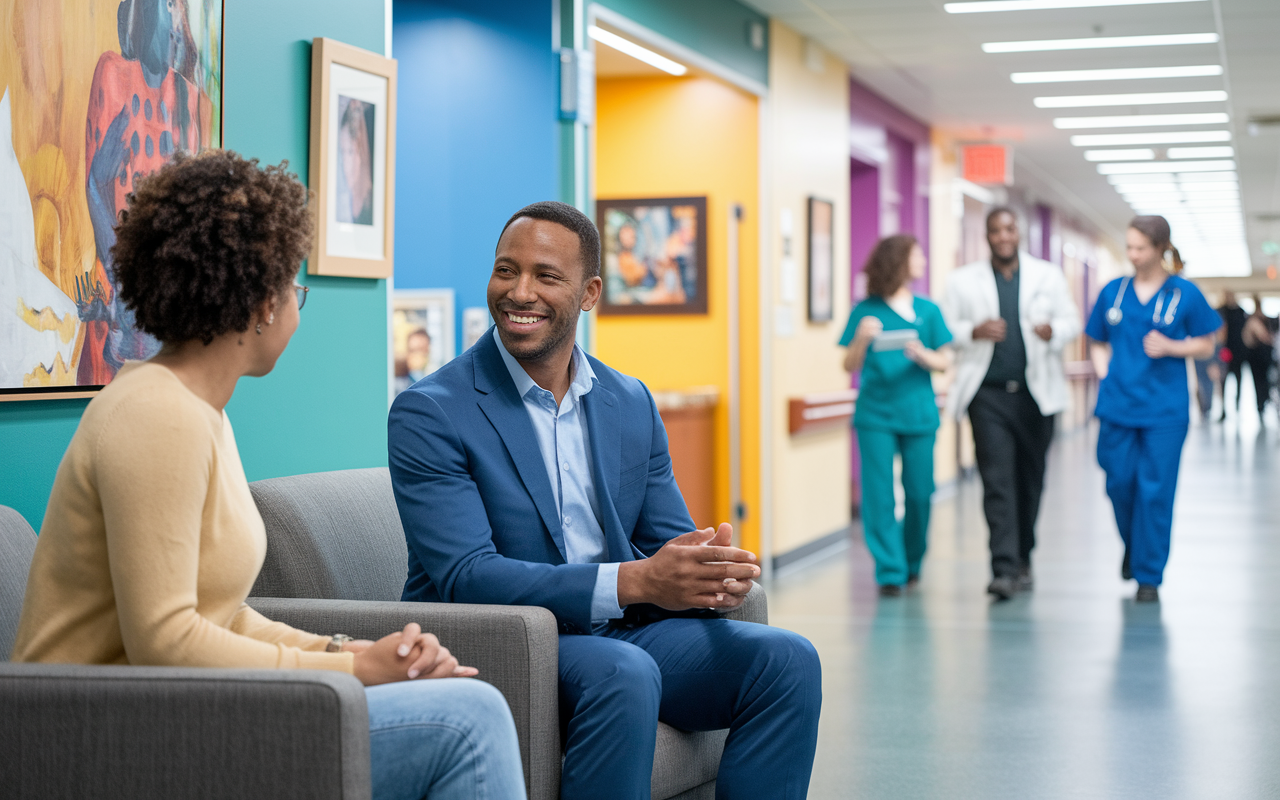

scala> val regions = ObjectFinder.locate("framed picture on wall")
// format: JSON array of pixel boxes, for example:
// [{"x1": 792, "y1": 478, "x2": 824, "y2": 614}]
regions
[
  {"x1": 807, "y1": 197, "x2": 835, "y2": 323},
  {"x1": 392, "y1": 289, "x2": 454, "y2": 396},
  {"x1": 308, "y1": 37, "x2": 397, "y2": 279},
  {"x1": 0, "y1": 0, "x2": 224, "y2": 401},
  {"x1": 597, "y1": 196, "x2": 708, "y2": 315}
]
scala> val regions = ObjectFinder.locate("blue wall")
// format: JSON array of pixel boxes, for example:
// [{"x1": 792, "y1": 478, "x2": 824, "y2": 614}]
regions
[
  {"x1": 392, "y1": 0, "x2": 559, "y2": 348},
  {"x1": 0, "y1": 0, "x2": 390, "y2": 530}
]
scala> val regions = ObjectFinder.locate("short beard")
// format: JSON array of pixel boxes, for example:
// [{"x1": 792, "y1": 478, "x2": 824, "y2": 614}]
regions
[{"x1": 500, "y1": 306, "x2": 581, "y2": 363}]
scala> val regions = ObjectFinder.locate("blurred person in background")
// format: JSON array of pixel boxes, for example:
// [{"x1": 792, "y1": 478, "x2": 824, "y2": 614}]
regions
[
  {"x1": 1192, "y1": 347, "x2": 1221, "y2": 422},
  {"x1": 1242, "y1": 294, "x2": 1276, "y2": 420},
  {"x1": 943, "y1": 208, "x2": 1080, "y2": 601},
  {"x1": 12, "y1": 151, "x2": 526, "y2": 800},
  {"x1": 840, "y1": 234, "x2": 952, "y2": 597},
  {"x1": 1086, "y1": 215, "x2": 1221, "y2": 603},
  {"x1": 1216, "y1": 290, "x2": 1247, "y2": 421}
]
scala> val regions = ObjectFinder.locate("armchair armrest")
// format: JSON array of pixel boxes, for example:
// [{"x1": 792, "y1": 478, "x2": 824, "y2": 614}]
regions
[
  {"x1": 721, "y1": 582, "x2": 768, "y2": 625},
  {"x1": 0, "y1": 663, "x2": 369, "y2": 800},
  {"x1": 248, "y1": 597, "x2": 560, "y2": 800}
]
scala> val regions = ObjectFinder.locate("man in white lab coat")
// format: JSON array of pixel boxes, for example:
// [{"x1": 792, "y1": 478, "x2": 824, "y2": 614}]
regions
[{"x1": 943, "y1": 208, "x2": 1081, "y2": 600}]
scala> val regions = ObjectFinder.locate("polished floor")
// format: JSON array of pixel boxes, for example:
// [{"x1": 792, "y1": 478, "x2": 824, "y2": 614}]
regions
[{"x1": 770, "y1": 400, "x2": 1280, "y2": 799}]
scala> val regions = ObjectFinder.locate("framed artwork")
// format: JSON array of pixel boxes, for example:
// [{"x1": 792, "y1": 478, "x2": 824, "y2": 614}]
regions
[
  {"x1": 392, "y1": 289, "x2": 454, "y2": 396},
  {"x1": 807, "y1": 197, "x2": 835, "y2": 323},
  {"x1": 308, "y1": 37, "x2": 397, "y2": 279},
  {"x1": 0, "y1": 0, "x2": 224, "y2": 401},
  {"x1": 597, "y1": 196, "x2": 708, "y2": 315}
]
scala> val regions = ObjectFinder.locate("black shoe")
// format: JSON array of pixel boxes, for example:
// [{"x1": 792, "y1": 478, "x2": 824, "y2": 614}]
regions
[
  {"x1": 987, "y1": 576, "x2": 1017, "y2": 601},
  {"x1": 1121, "y1": 548, "x2": 1132, "y2": 581},
  {"x1": 1135, "y1": 584, "x2": 1160, "y2": 603},
  {"x1": 906, "y1": 573, "x2": 920, "y2": 590},
  {"x1": 878, "y1": 584, "x2": 902, "y2": 597},
  {"x1": 1017, "y1": 565, "x2": 1034, "y2": 592}
]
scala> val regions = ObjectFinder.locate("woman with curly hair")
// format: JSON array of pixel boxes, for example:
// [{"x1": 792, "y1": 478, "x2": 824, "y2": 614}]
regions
[
  {"x1": 13, "y1": 151, "x2": 527, "y2": 799},
  {"x1": 839, "y1": 234, "x2": 952, "y2": 597}
]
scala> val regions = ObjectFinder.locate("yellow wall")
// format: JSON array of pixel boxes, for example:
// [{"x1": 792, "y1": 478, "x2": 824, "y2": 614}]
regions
[
  {"x1": 764, "y1": 22, "x2": 853, "y2": 556},
  {"x1": 594, "y1": 75, "x2": 762, "y2": 554}
]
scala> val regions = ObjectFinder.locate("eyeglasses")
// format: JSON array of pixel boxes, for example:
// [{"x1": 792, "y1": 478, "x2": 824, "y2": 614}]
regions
[{"x1": 294, "y1": 283, "x2": 309, "y2": 310}]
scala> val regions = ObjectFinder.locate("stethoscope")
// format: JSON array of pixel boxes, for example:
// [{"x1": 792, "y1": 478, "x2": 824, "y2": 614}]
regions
[{"x1": 1105, "y1": 276, "x2": 1181, "y2": 327}]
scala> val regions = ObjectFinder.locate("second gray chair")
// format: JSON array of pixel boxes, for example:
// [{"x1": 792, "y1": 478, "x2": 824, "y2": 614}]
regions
[{"x1": 249, "y1": 467, "x2": 769, "y2": 800}]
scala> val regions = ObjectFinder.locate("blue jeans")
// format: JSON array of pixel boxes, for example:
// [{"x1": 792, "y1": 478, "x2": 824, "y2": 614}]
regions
[
  {"x1": 558, "y1": 618, "x2": 822, "y2": 800},
  {"x1": 367, "y1": 678, "x2": 526, "y2": 800}
]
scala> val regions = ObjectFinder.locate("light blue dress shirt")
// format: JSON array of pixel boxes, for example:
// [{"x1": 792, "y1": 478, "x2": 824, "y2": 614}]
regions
[{"x1": 493, "y1": 329, "x2": 624, "y2": 622}]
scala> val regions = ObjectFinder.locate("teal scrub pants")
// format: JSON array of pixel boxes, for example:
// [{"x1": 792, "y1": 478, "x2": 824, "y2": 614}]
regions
[{"x1": 857, "y1": 427, "x2": 936, "y2": 586}]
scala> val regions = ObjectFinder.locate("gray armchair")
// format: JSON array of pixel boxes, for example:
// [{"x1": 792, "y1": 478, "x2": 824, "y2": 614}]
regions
[
  {"x1": 248, "y1": 468, "x2": 768, "y2": 800},
  {"x1": 0, "y1": 505, "x2": 373, "y2": 800}
]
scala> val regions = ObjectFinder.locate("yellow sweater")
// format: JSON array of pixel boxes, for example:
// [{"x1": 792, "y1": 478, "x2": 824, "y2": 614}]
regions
[{"x1": 13, "y1": 361, "x2": 354, "y2": 674}]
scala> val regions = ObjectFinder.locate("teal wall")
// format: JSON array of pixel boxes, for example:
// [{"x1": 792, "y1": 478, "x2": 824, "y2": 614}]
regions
[
  {"x1": 0, "y1": 0, "x2": 390, "y2": 530},
  {"x1": 595, "y1": 0, "x2": 769, "y2": 88}
]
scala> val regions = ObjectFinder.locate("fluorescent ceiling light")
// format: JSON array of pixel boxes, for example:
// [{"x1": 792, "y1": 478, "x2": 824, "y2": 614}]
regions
[
  {"x1": 1055, "y1": 112, "x2": 1229, "y2": 129},
  {"x1": 1071, "y1": 130, "x2": 1231, "y2": 146},
  {"x1": 984, "y1": 33, "x2": 1216, "y2": 53},
  {"x1": 1085, "y1": 149, "x2": 1155, "y2": 161},
  {"x1": 1034, "y1": 90, "x2": 1227, "y2": 108},
  {"x1": 947, "y1": 0, "x2": 1207, "y2": 12},
  {"x1": 1012, "y1": 65, "x2": 1222, "y2": 83},
  {"x1": 1108, "y1": 171, "x2": 1236, "y2": 184},
  {"x1": 1167, "y1": 146, "x2": 1234, "y2": 158},
  {"x1": 588, "y1": 26, "x2": 687, "y2": 76},
  {"x1": 1098, "y1": 159, "x2": 1236, "y2": 174}
]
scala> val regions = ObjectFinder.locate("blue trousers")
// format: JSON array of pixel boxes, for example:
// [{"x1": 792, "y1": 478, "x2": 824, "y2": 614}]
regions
[
  {"x1": 1096, "y1": 421, "x2": 1188, "y2": 587},
  {"x1": 368, "y1": 678, "x2": 527, "y2": 800},
  {"x1": 856, "y1": 427, "x2": 936, "y2": 585},
  {"x1": 557, "y1": 618, "x2": 822, "y2": 799}
]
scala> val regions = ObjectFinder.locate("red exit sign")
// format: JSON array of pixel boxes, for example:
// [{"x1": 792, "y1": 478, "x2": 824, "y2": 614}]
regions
[{"x1": 961, "y1": 144, "x2": 1012, "y2": 186}]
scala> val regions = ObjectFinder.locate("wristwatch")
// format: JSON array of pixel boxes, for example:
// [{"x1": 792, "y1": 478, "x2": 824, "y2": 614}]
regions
[{"x1": 326, "y1": 634, "x2": 355, "y2": 653}]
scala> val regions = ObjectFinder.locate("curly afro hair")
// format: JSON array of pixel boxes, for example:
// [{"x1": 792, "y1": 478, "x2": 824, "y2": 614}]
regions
[{"x1": 112, "y1": 149, "x2": 313, "y2": 345}]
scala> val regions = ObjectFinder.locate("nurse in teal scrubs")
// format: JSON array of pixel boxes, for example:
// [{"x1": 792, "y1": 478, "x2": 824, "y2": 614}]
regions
[
  {"x1": 841, "y1": 234, "x2": 952, "y2": 596},
  {"x1": 1086, "y1": 216, "x2": 1221, "y2": 603}
]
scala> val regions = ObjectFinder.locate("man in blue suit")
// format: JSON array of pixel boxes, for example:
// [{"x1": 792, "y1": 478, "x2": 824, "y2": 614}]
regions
[{"x1": 389, "y1": 201, "x2": 822, "y2": 799}]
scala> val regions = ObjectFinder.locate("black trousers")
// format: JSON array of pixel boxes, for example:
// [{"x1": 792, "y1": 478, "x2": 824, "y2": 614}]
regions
[
  {"x1": 968, "y1": 384, "x2": 1056, "y2": 579},
  {"x1": 1246, "y1": 349, "x2": 1273, "y2": 413}
]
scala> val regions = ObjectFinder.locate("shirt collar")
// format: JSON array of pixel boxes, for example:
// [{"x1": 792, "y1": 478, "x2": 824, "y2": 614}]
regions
[{"x1": 492, "y1": 327, "x2": 595, "y2": 402}]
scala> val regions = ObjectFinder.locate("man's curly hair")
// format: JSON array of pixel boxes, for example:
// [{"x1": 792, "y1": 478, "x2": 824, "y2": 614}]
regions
[{"x1": 112, "y1": 150, "x2": 313, "y2": 345}]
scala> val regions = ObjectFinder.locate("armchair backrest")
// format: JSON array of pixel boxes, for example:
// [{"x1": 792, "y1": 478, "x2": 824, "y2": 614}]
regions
[
  {"x1": 0, "y1": 506, "x2": 37, "y2": 660},
  {"x1": 249, "y1": 468, "x2": 409, "y2": 602}
]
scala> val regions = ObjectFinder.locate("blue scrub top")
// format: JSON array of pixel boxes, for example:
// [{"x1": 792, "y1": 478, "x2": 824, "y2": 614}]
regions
[{"x1": 1085, "y1": 274, "x2": 1221, "y2": 428}]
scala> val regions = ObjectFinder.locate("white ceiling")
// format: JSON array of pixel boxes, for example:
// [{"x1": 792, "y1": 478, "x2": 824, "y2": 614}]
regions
[{"x1": 741, "y1": 0, "x2": 1280, "y2": 278}]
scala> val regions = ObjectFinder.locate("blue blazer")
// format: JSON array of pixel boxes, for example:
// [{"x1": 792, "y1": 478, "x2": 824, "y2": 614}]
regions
[{"x1": 388, "y1": 329, "x2": 700, "y2": 633}]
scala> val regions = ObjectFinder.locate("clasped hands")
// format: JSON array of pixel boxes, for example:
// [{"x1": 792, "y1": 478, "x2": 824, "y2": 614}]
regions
[
  {"x1": 617, "y1": 523, "x2": 760, "y2": 611},
  {"x1": 973, "y1": 318, "x2": 1053, "y2": 343},
  {"x1": 344, "y1": 622, "x2": 479, "y2": 686}
]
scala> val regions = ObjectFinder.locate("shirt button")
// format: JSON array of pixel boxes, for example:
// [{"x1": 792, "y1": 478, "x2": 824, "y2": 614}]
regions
[
  {"x1": 564, "y1": 516, "x2": 572, "y2": 526},
  {"x1": 562, "y1": 461, "x2": 570, "y2": 471}
]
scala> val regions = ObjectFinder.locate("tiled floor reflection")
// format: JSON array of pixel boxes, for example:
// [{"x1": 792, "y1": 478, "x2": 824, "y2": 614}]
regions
[{"x1": 769, "y1": 411, "x2": 1280, "y2": 800}]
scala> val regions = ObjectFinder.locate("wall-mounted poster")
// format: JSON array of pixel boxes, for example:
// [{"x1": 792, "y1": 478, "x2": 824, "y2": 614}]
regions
[
  {"x1": 808, "y1": 197, "x2": 834, "y2": 323},
  {"x1": 308, "y1": 37, "x2": 397, "y2": 279},
  {"x1": 392, "y1": 289, "x2": 454, "y2": 396},
  {"x1": 597, "y1": 196, "x2": 708, "y2": 315},
  {"x1": 0, "y1": 0, "x2": 223, "y2": 400}
]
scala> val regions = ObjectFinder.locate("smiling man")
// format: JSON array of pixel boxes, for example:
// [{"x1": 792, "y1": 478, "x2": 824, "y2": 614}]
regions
[{"x1": 388, "y1": 201, "x2": 821, "y2": 799}]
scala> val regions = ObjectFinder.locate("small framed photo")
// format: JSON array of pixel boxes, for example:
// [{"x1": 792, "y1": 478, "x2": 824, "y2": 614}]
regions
[
  {"x1": 308, "y1": 37, "x2": 397, "y2": 279},
  {"x1": 807, "y1": 197, "x2": 834, "y2": 323},
  {"x1": 597, "y1": 197, "x2": 708, "y2": 315},
  {"x1": 392, "y1": 290, "x2": 455, "y2": 396}
]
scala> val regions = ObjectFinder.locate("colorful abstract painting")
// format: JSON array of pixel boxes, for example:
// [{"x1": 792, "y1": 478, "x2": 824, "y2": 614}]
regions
[
  {"x1": 597, "y1": 196, "x2": 708, "y2": 316},
  {"x1": 0, "y1": 0, "x2": 222, "y2": 398}
]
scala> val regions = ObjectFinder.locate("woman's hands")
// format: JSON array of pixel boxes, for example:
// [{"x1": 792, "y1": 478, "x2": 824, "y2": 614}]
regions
[
  {"x1": 347, "y1": 623, "x2": 479, "y2": 686},
  {"x1": 855, "y1": 316, "x2": 884, "y2": 343},
  {"x1": 904, "y1": 340, "x2": 951, "y2": 372},
  {"x1": 1143, "y1": 331, "x2": 1216, "y2": 360}
]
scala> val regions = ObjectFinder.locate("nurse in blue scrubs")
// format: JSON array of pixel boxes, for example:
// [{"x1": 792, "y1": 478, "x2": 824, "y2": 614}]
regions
[{"x1": 1085, "y1": 216, "x2": 1221, "y2": 603}]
